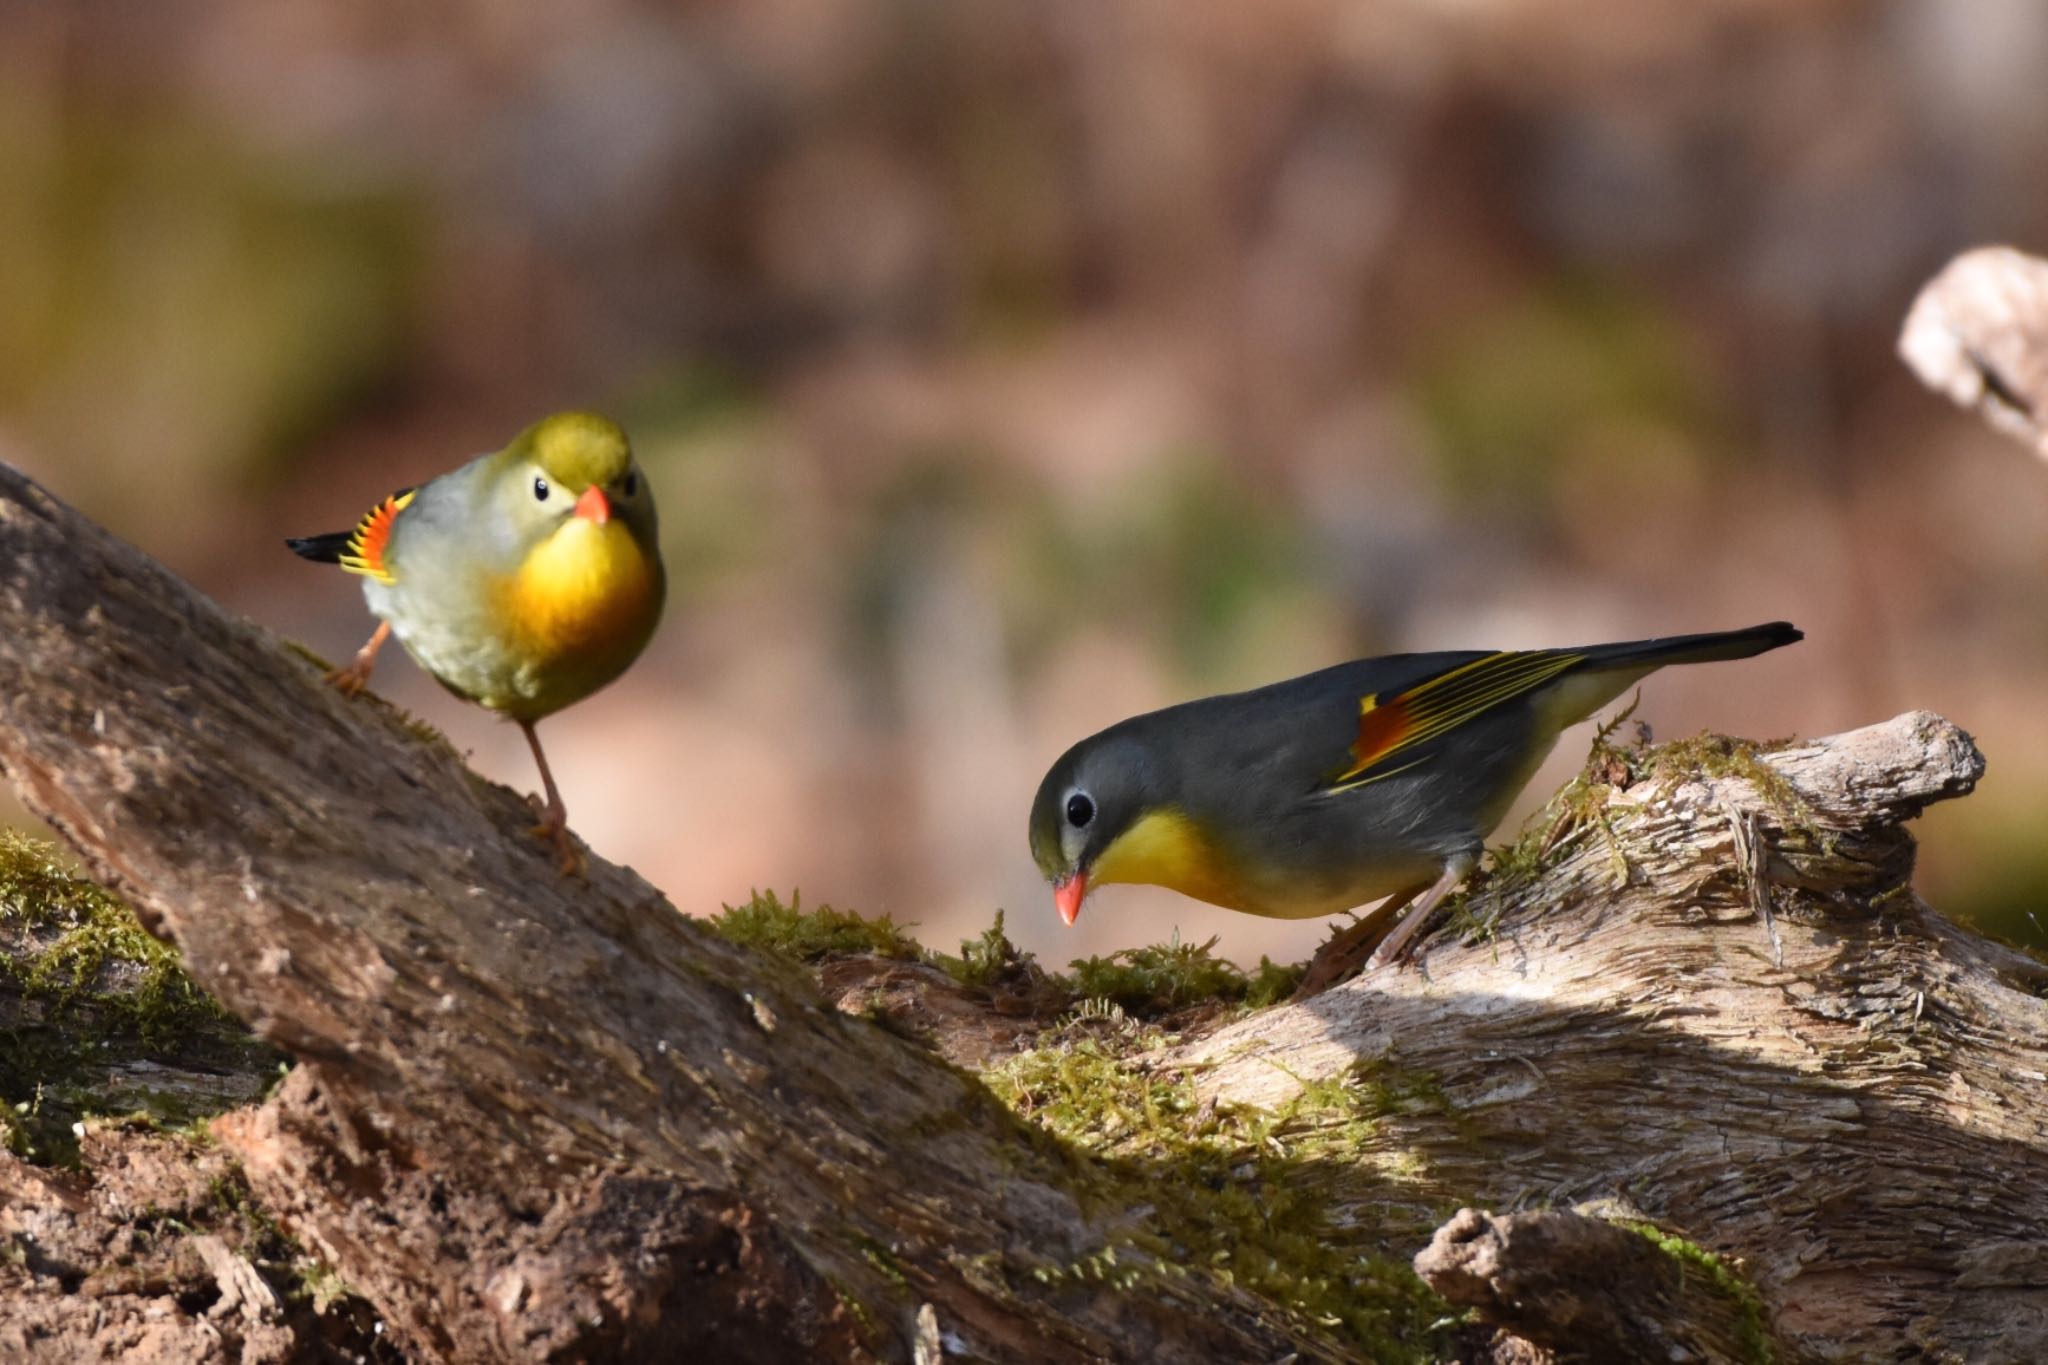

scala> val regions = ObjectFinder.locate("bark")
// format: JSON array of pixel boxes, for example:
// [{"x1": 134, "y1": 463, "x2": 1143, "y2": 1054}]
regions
[
  {"x1": 1415, "y1": 1208, "x2": 1768, "y2": 1364},
  {"x1": 0, "y1": 1125, "x2": 390, "y2": 1363},
  {"x1": 0, "y1": 460, "x2": 2044, "y2": 1364}
]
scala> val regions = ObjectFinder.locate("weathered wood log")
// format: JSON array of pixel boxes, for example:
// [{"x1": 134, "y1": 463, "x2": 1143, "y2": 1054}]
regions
[
  {"x1": 1, "y1": 459, "x2": 2044, "y2": 1363},
  {"x1": 1415, "y1": 1207, "x2": 1770, "y2": 1364},
  {"x1": 1173, "y1": 712, "x2": 2048, "y2": 1363},
  {"x1": 0, "y1": 466, "x2": 1334, "y2": 1360}
]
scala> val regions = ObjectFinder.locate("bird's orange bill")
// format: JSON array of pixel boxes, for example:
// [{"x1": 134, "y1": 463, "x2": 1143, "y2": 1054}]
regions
[
  {"x1": 575, "y1": 485, "x2": 611, "y2": 525},
  {"x1": 1055, "y1": 872, "x2": 1089, "y2": 926},
  {"x1": 337, "y1": 488, "x2": 417, "y2": 584},
  {"x1": 1327, "y1": 648, "x2": 1586, "y2": 790}
]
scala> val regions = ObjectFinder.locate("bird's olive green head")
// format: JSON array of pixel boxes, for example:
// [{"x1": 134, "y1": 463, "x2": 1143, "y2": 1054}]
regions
[
  {"x1": 491, "y1": 410, "x2": 659, "y2": 550},
  {"x1": 1028, "y1": 732, "x2": 1163, "y2": 924}
]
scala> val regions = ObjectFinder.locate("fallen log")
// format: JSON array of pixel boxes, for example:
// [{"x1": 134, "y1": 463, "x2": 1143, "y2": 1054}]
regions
[{"x1": 1, "y1": 461, "x2": 2043, "y2": 1363}]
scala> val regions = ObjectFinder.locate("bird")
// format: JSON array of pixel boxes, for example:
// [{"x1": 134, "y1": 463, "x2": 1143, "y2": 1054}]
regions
[
  {"x1": 287, "y1": 411, "x2": 665, "y2": 873},
  {"x1": 1027, "y1": 622, "x2": 1801, "y2": 990}
]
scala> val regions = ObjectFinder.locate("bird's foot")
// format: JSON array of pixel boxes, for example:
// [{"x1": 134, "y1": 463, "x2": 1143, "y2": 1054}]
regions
[
  {"x1": 1292, "y1": 925, "x2": 1378, "y2": 1000},
  {"x1": 1364, "y1": 931, "x2": 1423, "y2": 973},
  {"x1": 1289, "y1": 885, "x2": 1428, "y2": 1000},
  {"x1": 322, "y1": 622, "x2": 390, "y2": 698},
  {"x1": 323, "y1": 657, "x2": 375, "y2": 698},
  {"x1": 525, "y1": 794, "x2": 586, "y2": 877}
]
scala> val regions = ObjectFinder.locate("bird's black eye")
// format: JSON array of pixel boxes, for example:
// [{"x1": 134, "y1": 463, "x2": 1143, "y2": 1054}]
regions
[
  {"x1": 622, "y1": 470, "x2": 639, "y2": 498},
  {"x1": 1066, "y1": 793, "x2": 1094, "y2": 828},
  {"x1": 533, "y1": 476, "x2": 550, "y2": 502}
]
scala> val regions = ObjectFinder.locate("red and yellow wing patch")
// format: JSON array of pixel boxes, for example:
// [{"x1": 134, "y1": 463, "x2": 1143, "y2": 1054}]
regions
[
  {"x1": 1327, "y1": 649, "x2": 1587, "y2": 791},
  {"x1": 338, "y1": 489, "x2": 416, "y2": 584}
]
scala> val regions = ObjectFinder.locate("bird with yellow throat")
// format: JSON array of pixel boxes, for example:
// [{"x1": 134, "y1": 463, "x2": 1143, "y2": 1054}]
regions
[
  {"x1": 289, "y1": 411, "x2": 665, "y2": 873},
  {"x1": 1028, "y1": 623, "x2": 1800, "y2": 991}
]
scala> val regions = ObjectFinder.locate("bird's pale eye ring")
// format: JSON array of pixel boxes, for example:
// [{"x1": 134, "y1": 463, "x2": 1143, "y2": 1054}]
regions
[
  {"x1": 533, "y1": 476, "x2": 551, "y2": 502},
  {"x1": 1066, "y1": 793, "x2": 1094, "y2": 828},
  {"x1": 622, "y1": 470, "x2": 639, "y2": 498}
]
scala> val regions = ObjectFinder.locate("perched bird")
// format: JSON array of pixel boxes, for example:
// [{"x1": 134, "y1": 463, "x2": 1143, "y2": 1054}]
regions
[
  {"x1": 1028, "y1": 623, "x2": 1800, "y2": 989},
  {"x1": 288, "y1": 411, "x2": 665, "y2": 872}
]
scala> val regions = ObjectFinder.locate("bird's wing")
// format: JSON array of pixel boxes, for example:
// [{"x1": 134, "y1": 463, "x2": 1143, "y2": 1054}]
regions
[
  {"x1": 1321, "y1": 648, "x2": 1588, "y2": 792},
  {"x1": 336, "y1": 488, "x2": 417, "y2": 584}
]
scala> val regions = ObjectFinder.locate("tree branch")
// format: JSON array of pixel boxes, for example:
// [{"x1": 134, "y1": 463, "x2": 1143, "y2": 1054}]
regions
[{"x1": 1900, "y1": 244, "x2": 2048, "y2": 458}]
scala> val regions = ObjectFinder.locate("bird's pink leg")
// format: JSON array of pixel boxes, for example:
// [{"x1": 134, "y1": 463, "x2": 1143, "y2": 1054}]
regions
[
  {"x1": 325, "y1": 620, "x2": 391, "y2": 698},
  {"x1": 1293, "y1": 883, "x2": 1425, "y2": 999},
  {"x1": 1366, "y1": 852, "x2": 1477, "y2": 971},
  {"x1": 520, "y1": 719, "x2": 585, "y2": 876}
]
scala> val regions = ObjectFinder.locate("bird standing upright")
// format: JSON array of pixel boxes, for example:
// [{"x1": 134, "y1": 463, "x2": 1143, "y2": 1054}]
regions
[
  {"x1": 289, "y1": 411, "x2": 665, "y2": 873},
  {"x1": 1028, "y1": 623, "x2": 1801, "y2": 990}
]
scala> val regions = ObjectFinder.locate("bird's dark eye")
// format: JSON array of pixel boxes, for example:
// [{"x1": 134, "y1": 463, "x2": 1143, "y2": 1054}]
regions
[
  {"x1": 1066, "y1": 793, "x2": 1094, "y2": 828},
  {"x1": 533, "y1": 476, "x2": 550, "y2": 502},
  {"x1": 622, "y1": 470, "x2": 639, "y2": 498}
]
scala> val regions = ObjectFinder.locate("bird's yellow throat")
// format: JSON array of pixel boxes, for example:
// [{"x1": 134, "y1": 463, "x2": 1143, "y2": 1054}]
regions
[
  {"x1": 1088, "y1": 806, "x2": 1242, "y2": 909},
  {"x1": 504, "y1": 519, "x2": 659, "y2": 662}
]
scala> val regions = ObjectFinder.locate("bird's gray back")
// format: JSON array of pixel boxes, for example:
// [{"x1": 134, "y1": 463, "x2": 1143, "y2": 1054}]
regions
[{"x1": 1121, "y1": 653, "x2": 1547, "y2": 910}]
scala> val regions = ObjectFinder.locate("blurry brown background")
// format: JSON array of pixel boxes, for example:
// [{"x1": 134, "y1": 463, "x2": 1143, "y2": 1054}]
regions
[{"x1": 3, "y1": 0, "x2": 2044, "y2": 967}]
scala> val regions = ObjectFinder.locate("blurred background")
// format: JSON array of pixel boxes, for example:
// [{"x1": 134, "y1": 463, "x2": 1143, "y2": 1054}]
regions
[{"x1": 2, "y1": 0, "x2": 2044, "y2": 965}]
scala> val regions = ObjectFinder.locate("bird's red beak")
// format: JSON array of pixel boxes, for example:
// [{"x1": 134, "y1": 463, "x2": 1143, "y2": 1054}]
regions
[
  {"x1": 575, "y1": 485, "x2": 612, "y2": 525},
  {"x1": 1054, "y1": 872, "x2": 1089, "y2": 927}
]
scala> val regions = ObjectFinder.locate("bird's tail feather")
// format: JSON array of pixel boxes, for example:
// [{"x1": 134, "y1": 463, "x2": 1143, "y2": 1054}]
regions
[
  {"x1": 1578, "y1": 622, "x2": 1802, "y2": 672},
  {"x1": 1540, "y1": 622, "x2": 1800, "y2": 733},
  {"x1": 285, "y1": 532, "x2": 352, "y2": 564}
]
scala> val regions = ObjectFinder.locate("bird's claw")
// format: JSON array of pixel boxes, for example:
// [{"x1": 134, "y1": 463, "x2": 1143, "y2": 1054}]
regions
[
  {"x1": 1292, "y1": 935, "x2": 1376, "y2": 1000},
  {"x1": 323, "y1": 660, "x2": 374, "y2": 698},
  {"x1": 525, "y1": 797, "x2": 586, "y2": 877},
  {"x1": 1364, "y1": 937, "x2": 1419, "y2": 973}
]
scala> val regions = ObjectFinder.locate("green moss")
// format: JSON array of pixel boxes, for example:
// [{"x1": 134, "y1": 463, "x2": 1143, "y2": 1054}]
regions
[
  {"x1": 986, "y1": 1016, "x2": 1455, "y2": 1359},
  {"x1": 0, "y1": 834, "x2": 231, "y2": 1046},
  {"x1": 716, "y1": 896, "x2": 1295, "y2": 1021},
  {"x1": 1627, "y1": 1222, "x2": 1775, "y2": 1365},
  {"x1": 1066, "y1": 933, "x2": 1303, "y2": 1016},
  {"x1": 948, "y1": 910, "x2": 1021, "y2": 990},
  {"x1": 1640, "y1": 732, "x2": 1807, "y2": 824},
  {"x1": 1452, "y1": 713, "x2": 1815, "y2": 944},
  {"x1": 854, "y1": 1234, "x2": 913, "y2": 1291},
  {"x1": 0, "y1": 834, "x2": 279, "y2": 1163},
  {"x1": 710, "y1": 890, "x2": 927, "y2": 964}
]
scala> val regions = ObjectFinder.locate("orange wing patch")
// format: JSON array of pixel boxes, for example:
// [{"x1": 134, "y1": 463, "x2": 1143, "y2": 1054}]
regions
[
  {"x1": 1346, "y1": 692, "x2": 1419, "y2": 776},
  {"x1": 1327, "y1": 649, "x2": 1587, "y2": 791},
  {"x1": 338, "y1": 489, "x2": 416, "y2": 584}
]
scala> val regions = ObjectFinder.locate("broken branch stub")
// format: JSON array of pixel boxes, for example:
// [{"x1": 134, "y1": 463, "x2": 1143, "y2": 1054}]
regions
[{"x1": 1900, "y1": 244, "x2": 2048, "y2": 458}]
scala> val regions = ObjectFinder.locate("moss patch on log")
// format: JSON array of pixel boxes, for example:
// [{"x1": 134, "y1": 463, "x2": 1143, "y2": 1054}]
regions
[
  {"x1": 0, "y1": 833, "x2": 281, "y2": 1163},
  {"x1": 1627, "y1": 1221, "x2": 1776, "y2": 1365},
  {"x1": 712, "y1": 888, "x2": 928, "y2": 963},
  {"x1": 1448, "y1": 713, "x2": 1812, "y2": 944},
  {"x1": 986, "y1": 1007, "x2": 1459, "y2": 1360},
  {"x1": 713, "y1": 891, "x2": 1300, "y2": 1021}
]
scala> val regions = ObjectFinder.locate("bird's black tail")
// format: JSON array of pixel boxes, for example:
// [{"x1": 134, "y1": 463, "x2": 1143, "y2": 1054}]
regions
[
  {"x1": 285, "y1": 532, "x2": 352, "y2": 564},
  {"x1": 1579, "y1": 621, "x2": 1803, "y2": 671}
]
